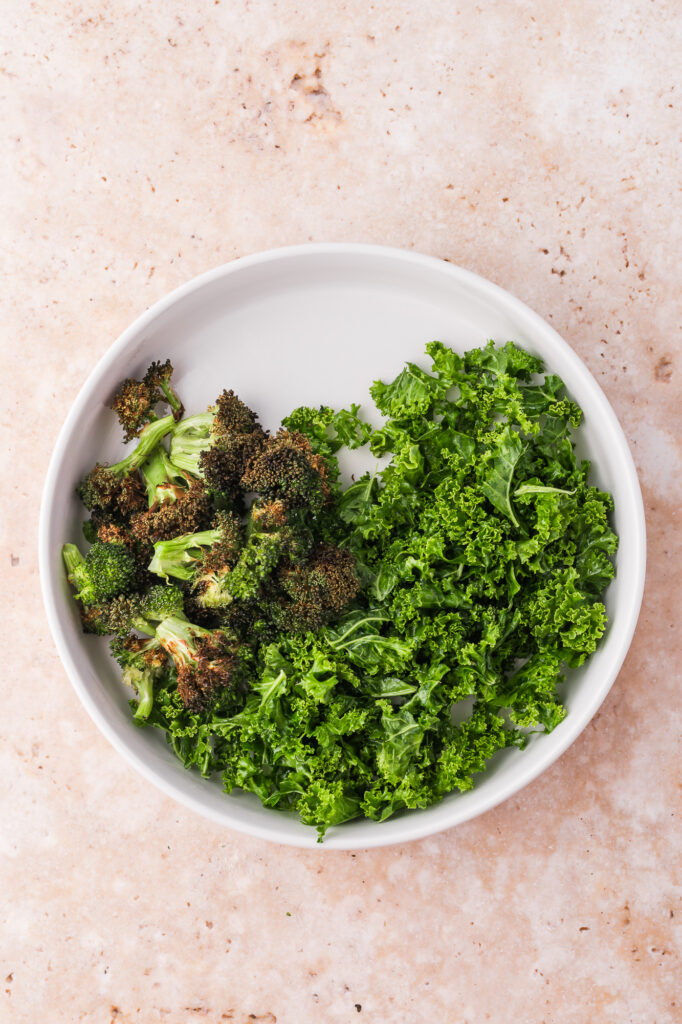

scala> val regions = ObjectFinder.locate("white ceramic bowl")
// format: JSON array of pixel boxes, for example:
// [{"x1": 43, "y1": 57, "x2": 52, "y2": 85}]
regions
[{"x1": 39, "y1": 244, "x2": 646, "y2": 849}]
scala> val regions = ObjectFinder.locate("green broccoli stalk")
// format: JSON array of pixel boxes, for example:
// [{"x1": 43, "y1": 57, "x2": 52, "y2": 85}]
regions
[
  {"x1": 168, "y1": 412, "x2": 213, "y2": 477},
  {"x1": 144, "y1": 360, "x2": 184, "y2": 417},
  {"x1": 139, "y1": 446, "x2": 193, "y2": 507},
  {"x1": 111, "y1": 360, "x2": 184, "y2": 441},
  {"x1": 111, "y1": 633, "x2": 169, "y2": 721},
  {"x1": 148, "y1": 529, "x2": 223, "y2": 581},
  {"x1": 147, "y1": 511, "x2": 243, "y2": 582},
  {"x1": 78, "y1": 414, "x2": 176, "y2": 513},
  {"x1": 62, "y1": 541, "x2": 136, "y2": 605}
]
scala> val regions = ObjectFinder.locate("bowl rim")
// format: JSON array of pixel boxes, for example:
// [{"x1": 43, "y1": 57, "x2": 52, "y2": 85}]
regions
[{"x1": 39, "y1": 242, "x2": 647, "y2": 849}]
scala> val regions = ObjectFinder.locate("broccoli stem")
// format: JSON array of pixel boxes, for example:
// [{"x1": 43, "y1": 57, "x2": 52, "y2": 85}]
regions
[
  {"x1": 127, "y1": 665, "x2": 155, "y2": 720},
  {"x1": 62, "y1": 543, "x2": 84, "y2": 582},
  {"x1": 111, "y1": 414, "x2": 177, "y2": 476},
  {"x1": 148, "y1": 528, "x2": 222, "y2": 580},
  {"x1": 140, "y1": 447, "x2": 189, "y2": 507},
  {"x1": 155, "y1": 614, "x2": 210, "y2": 668},
  {"x1": 169, "y1": 412, "x2": 213, "y2": 476},
  {"x1": 159, "y1": 378, "x2": 183, "y2": 414}
]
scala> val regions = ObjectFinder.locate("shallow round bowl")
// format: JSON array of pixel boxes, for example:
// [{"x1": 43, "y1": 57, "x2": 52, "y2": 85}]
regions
[{"x1": 39, "y1": 243, "x2": 646, "y2": 849}]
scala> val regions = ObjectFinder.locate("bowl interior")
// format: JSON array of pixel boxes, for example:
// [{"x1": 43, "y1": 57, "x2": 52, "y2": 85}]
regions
[{"x1": 40, "y1": 246, "x2": 645, "y2": 848}]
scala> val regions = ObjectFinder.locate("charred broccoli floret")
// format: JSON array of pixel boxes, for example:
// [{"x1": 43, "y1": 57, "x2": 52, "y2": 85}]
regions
[
  {"x1": 240, "y1": 430, "x2": 330, "y2": 511},
  {"x1": 111, "y1": 633, "x2": 170, "y2": 721},
  {"x1": 130, "y1": 447, "x2": 212, "y2": 543},
  {"x1": 147, "y1": 511, "x2": 243, "y2": 582},
  {"x1": 170, "y1": 390, "x2": 266, "y2": 497},
  {"x1": 78, "y1": 415, "x2": 176, "y2": 513},
  {"x1": 154, "y1": 613, "x2": 240, "y2": 711},
  {"x1": 144, "y1": 360, "x2": 184, "y2": 417},
  {"x1": 75, "y1": 583, "x2": 185, "y2": 638},
  {"x1": 193, "y1": 500, "x2": 311, "y2": 609},
  {"x1": 62, "y1": 541, "x2": 136, "y2": 605},
  {"x1": 275, "y1": 544, "x2": 359, "y2": 632},
  {"x1": 111, "y1": 360, "x2": 184, "y2": 441},
  {"x1": 130, "y1": 479, "x2": 212, "y2": 544}
]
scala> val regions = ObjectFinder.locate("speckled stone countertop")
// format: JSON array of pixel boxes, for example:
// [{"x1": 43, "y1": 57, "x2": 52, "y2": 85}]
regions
[{"x1": 2, "y1": 2, "x2": 681, "y2": 1022}]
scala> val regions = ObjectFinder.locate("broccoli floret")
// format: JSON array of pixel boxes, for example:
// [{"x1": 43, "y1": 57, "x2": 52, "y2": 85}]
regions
[
  {"x1": 200, "y1": 431, "x2": 265, "y2": 498},
  {"x1": 80, "y1": 584, "x2": 186, "y2": 638},
  {"x1": 196, "y1": 529, "x2": 280, "y2": 609},
  {"x1": 111, "y1": 360, "x2": 184, "y2": 441},
  {"x1": 131, "y1": 480, "x2": 212, "y2": 543},
  {"x1": 275, "y1": 544, "x2": 359, "y2": 632},
  {"x1": 154, "y1": 613, "x2": 240, "y2": 711},
  {"x1": 113, "y1": 595, "x2": 241, "y2": 716},
  {"x1": 169, "y1": 391, "x2": 266, "y2": 497},
  {"x1": 111, "y1": 634, "x2": 169, "y2": 721},
  {"x1": 79, "y1": 603, "x2": 117, "y2": 636},
  {"x1": 240, "y1": 430, "x2": 330, "y2": 511},
  {"x1": 131, "y1": 447, "x2": 212, "y2": 543},
  {"x1": 62, "y1": 541, "x2": 136, "y2": 605},
  {"x1": 137, "y1": 583, "x2": 185, "y2": 622},
  {"x1": 78, "y1": 414, "x2": 176, "y2": 513},
  {"x1": 90, "y1": 517, "x2": 131, "y2": 547},
  {"x1": 193, "y1": 502, "x2": 310, "y2": 609},
  {"x1": 213, "y1": 388, "x2": 262, "y2": 437},
  {"x1": 147, "y1": 511, "x2": 243, "y2": 582},
  {"x1": 144, "y1": 360, "x2": 184, "y2": 418}
]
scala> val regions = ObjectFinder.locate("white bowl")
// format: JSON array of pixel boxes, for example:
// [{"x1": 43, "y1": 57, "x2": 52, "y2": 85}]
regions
[{"x1": 39, "y1": 244, "x2": 646, "y2": 849}]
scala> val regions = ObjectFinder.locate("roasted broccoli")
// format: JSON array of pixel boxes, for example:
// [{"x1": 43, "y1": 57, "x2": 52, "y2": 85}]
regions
[
  {"x1": 78, "y1": 414, "x2": 176, "y2": 513},
  {"x1": 111, "y1": 633, "x2": 170, "y2": 721},
  {"x1": 107, "y1": 585, "x2": 190, "y2": 717},
  {"x1": 111, "y1": 359, "x2": 184, "y2": 441},
  {"x1": 196, "y1": 500, "x2": 311, "y2": 608},
  {"x1": 130, "y1": 447, "x2": 212, "y2": 543},
  {"x1": 170, "y1": 389, "x2": 266, "y2": 497},
  {"x1": 62, "y1": 541, "x2": 136, "y2": 605},
  {"x1": 153, "y1": 613, "x2": 241, "y2": 711},
  {"x1": 147, "y1": 511, "x2": 243, "y2": 582},
  {"x1": 139, "y1": 446, "x2": 191, "y2": 506},
  {"x1": 240, "y1": 430, "x2": 330, "y2": 511},
  {"x1": 275, "y1": 543, "x2": 360, "y2": 632},
  {"x1": 63, "y1": 359, "x2": 365, "y2": 793}
]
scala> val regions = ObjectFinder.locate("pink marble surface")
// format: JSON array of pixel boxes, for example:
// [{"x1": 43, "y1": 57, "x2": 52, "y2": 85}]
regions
[{"x1": 2, "y1": 2, "x2": 681, "y2": 1021}]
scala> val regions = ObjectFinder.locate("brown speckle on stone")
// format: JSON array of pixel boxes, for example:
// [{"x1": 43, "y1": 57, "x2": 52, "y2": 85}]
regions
[{"x1": 655, "y1": 357, "x2": 673, "y2": 381}]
